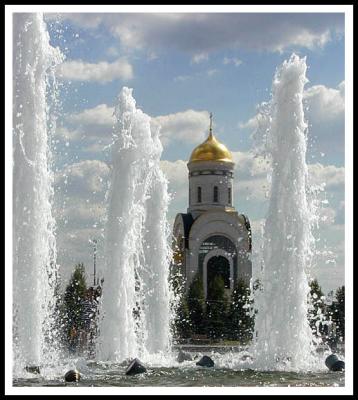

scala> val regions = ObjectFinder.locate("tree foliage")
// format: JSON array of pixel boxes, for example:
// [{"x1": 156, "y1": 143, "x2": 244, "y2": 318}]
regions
[
  {"x1": 308, "y1": 278, "x2": 327, "y2": 337},
  {"x1": 205, "y1": 276, "x2": 229, "y2": 339},
  {"x1": 63, "y1": 263, "x2": 87, "y2": 337},
  {"x1": 172, "y1": 273, "x2": 344, "y2": 347},
  {"x1": 186, "y1": 273, "x2": 205, "y2": 334},
  {"x1": 174, "y1": 296, "x2": 192, "y2": 338},
  {"x1": 329, "y1": 285, "x2": 345, "y2": 341},
  {"x1": 228, "y1": 279, "x2": 254, "y2": 342}
]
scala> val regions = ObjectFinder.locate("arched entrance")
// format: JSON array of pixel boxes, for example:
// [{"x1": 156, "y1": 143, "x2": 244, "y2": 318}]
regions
[
  {"x1": 203, "y1": 249, "x2": 233, "y2": 298},
  {"x1": 207, "y1": 256, "x2": 230, "y2": 289}
]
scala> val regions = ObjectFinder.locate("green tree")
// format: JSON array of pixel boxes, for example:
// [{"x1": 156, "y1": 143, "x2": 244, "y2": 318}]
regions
[
  {"x1": 174, "y1": 296, "x2": 192, "y2": 338},
  {"x1": 308, "y1": 279, "x2": 326, "y2": 337},
  {"x1": 170, "y1": 262, "x2": 192, "y2": 339},
  {"x1": 50, "y1": 277, "x2": 67, "y2": 350},
  {"x1": 228, "y1": 279, "x2": 254, "y2": 342},
  {"x1": 186, "y1": 273, "x2": 206, "y2": 334},
  {"x1": 330, "y1": 285, "x2": 345, "y2": 341},
  {"x1": 63, "y1": 263, "x2": 87, "y2": 339},
  {"x1": 205, "y1": 276, "x2": 229, "y2": 339}
]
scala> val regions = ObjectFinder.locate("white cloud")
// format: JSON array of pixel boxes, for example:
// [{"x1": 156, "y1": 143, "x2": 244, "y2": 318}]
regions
[
  {"x1": 62, "y1": 105, "x2": 115, "y2": 145},
  {"x1": 232, "y1": 151, "x2": 269, "y2": 179},
  {"x1": 147, "y1": 51, "x2": 158, "y2": 61},
  {"x1": 173, "y1": 69, "x2": 218, "y2": 82},
  {"x1": 82, "y1": 142, "x2": 111, "y2": 154},
  {"x1": 68, "y1": 104, "x2": 115, "y2": 127},
  {"x1": 59, "y1": 103, "x2": 211, "y2": 154},
  {"x1": 106, "y1": 46, "x2": 120, "y2": 57},
  {"x1": 152, "y1": 109, "x2": 209, "y2": 146},
  {"x1": 55, "y1": 126, "x2": 82, "y2": 141},
  {"x1": 56, "y1": 202, "x2": 106, "y2": 227},
  {"x1": 206, "y1": 69, "x2": 218, "y2": 77},
  {"x1": 239, "y1": 111, "x2": 270, "y2": 131},
  {"x1": 63, "y1": 104, "x2": 210, "y2": 149},
  {"x1": 54, "y1": 159, "x2": 111, "y2": 284},
  {"x1": 308, "y1": 163, "x2": 344, "y2": 191},
  {"x1": 223, "y1": 57, "x2": 243, "y2": 66},
  {"x1": 55, "y1": 160, "x2": 110, "y2": 197},
  {"x1": 174, "y1": 75, "x2": 191, "y2": 82},
  {"x1": 241, "y1": 81, "x2": 344, "y2": 130},
  {"x1": 45, "y1": 12, "x2": 103, "y2": 29},
  {"x1": 160, "y1": 159, "x2": 188, "y2": 188},
  {"x1": 56, "y1": 58, "x2": 133, "y2": 83},
  {"x1": 231, "y1": 152, "x2": 344, "y2": 205},
  {"x1": 231, "y1": 151, "x2": 270, "y2": 202},
  {"x1": 47, "y1": 13, "x2": 344, "y2": 55},
  {"x1": 191, "y1": 52, "x2": 209, "y2": 64},
  {"x1": 240, "y1": 81, "x2": 345, "y2": 162},
  {"x1": 338, "y1": 80, "x2": 345, "y2": 97},
  {"x1": 304, "y1": 81, "x2": 345, "y2": 121},
  {"x1": 160, "y1": 159, "x2": 188, "y2": 221}
]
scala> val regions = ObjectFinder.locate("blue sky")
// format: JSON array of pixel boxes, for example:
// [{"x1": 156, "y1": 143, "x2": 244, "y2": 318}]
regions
[
  {"x1": 47, "y1": 13, "x2": 345, "y2": 164},
  {"x1": 35, "y1": 11, "x2": 346, "y2": 293}
]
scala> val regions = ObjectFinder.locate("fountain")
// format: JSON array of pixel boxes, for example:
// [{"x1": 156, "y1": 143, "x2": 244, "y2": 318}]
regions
[
  {"x1": 140, "y1": 123, "x2": 173, "y2": 356},
  {"x1": 253, "y1": 54, "x2": 318, "y2": 370},
  {"x1": 13, "y1": 13, "x2": 63, "y2": 374},
  {"x1": 98, "y1": 87, "x2": 172, "y2": 362},
  {"x1": 12, "y1": 19, "x2": 344, "y2": 383}
]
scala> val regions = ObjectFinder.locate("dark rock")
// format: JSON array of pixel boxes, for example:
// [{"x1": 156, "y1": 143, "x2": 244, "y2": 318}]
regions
[
  {"x1": 65, "y1": 369, "x2": 81, "y2": 382},
  {"x1": 125, "y1": 358, "x2": 147, "y2": 376},
  {"x1": 25, "y1": 365, "x2": 40, "y2": 374},
  {"x1": 177, "y1": 350, "x2": 193, "y2": 363},
  {"x1": 325, "y1": 354, "x2": 345, "y2": 372},
  {"x1": 196, "y1": 355, "x2": 215, "y2": 368},
  {"x1": 240, "y1": 354, "x2": 253, "y2": 361}
]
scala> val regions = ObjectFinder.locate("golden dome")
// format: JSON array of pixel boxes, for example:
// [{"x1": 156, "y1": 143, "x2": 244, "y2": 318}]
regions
[{"x1": 189, "y1": 118, "x2": 233, "y2": 163}]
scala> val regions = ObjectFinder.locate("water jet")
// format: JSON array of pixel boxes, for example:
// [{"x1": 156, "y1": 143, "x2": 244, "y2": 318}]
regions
[
  {"x1": 98, "y1": 87, "x2": 172, "y2": 362},
  {"x1": 254, "y1": 53, "x2": 316, "y2": 370},
  {"x1": 13, "y1": 12, "x2": 63, "y2": 375}
]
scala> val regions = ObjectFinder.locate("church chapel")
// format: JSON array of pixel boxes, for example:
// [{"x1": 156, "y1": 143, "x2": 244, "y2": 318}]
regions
[{"x1": 172, "y1": 114, "x2": 252, "y2": 298}]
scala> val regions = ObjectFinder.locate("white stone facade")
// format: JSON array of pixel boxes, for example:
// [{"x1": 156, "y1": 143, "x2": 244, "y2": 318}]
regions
[
  {"x1": 173, "y1": 158, "x2": 252, "y2": 297},
  {"x1": 187, "y1": 160, "x2": 234, "y2": 216}
]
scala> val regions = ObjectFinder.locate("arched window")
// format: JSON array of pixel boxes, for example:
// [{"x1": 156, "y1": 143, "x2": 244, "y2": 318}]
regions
[
  {"x1": 213, "y1": 186, "x2": 218, "y2": 202},
  {"x1": 197, "y1": 186, "x2": 202, "y2": 203},
  {"x1": 228, "y1": 187, "x2": 232, "y2": 205}
]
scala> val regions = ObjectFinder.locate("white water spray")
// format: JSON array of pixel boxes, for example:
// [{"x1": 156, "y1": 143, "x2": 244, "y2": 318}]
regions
[
  {"x1": 98, "y1": 87, "x2": 172, "y2": 362},
  {"x1": 13, "y1": 13, "x2": 63, "y2": 372},
  {"x1": 253, "y1": 54, "x2": 316, "y2": 370},
  {"x1": 139, "y1": 124, "x2": 173, "y2": 357}
]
